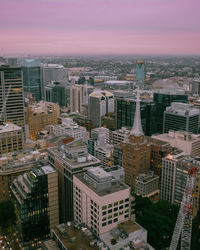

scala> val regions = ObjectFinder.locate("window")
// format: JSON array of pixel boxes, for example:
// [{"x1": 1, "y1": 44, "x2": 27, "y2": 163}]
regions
[
  {"x1": 114, "y1": 218, "x2": 118, "y2": 223},
  {"x1": 119, "y1": 211, "x2": 123, "y2": 215},
  {"x1": 102, "y1": 205, "x2": 107, "y2": 210},
  {"x1": 102, "y1": 217, "x2": 106, "y2": 221},
  {"x1": 119, "y1": 200, "x2": 123, "y2": 204},
  {"x1": 108, "y1": 209, "x2": 112, "y2": 214},
  {"x1": 108, "y1": 215, "x2": 112, "y2": 219},
  {"x1": 125, "y1": 204, "x2": 129, "y2": 208},
  {"x1": 125, "y1": 198, "x2": 129, "y2": 202},
  {"x1": 119, "y1": 205, "x2": 123, "y2": 210},
  {"x1": 102, "y1": 222, "x2": 107, "y2": 227},
  {"x1": 108, "y1": 203, "x2": 112, "y2": 208},
  {"x1": 125, "y1": 209, "x2": 129, "y2": 213},
  {"x1": 114, "y1": 207, "x2": 118, "y2": 211},
  {"x1": 124, "y1": 214, "x2": 129, "y2": 218},
  {"x1": 102, "y1": 211, "x2": 107, "y2": 216},
  {"x1": 114, "y1": 213, "x2": 118, "y2": 217},
  {"x1": 108, "y1": 220, "x2": 112, "y2": 225},
  {"x1": 114, "y1": 201, "x2": 118, "y2": 206}
]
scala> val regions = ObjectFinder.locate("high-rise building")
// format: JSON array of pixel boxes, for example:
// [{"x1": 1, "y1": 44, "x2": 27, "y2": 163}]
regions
[
  {"x1": 135, "y1": 61, "x2": 146, "y2": 89},
  {"x1": 0, "y1": 67, "x2": 25, "y2": 130},
  {"x1": 112, "y1": 127, "x2": 130, "y2": 145},
  {"x1": 152, "y1": 130, "x2": 200, "y2": 157},
  {"x1": 163, "y1": 102, "x2": 199, "y2": 134},
  {"x1": 115, "y1": 94, "x2": 157, "y2": 136},
  {"x1": 88, "y1": 91, "x2": 114, "y2": 127},
  {"x1": 73, "y1": 166, "x2": 134, "y2": 236},
  {"x1": 153, "y1": 87, "x2": 188, "y2": 133},
  {"x1": 122, "y1": 91, "x2": 151, "y2": 189},
  {"x1": 45, "y1": 81, "x2": 71, "y2": 108},
  {"x1": 70, "y1": 84, "x2": 88, "y2": 113},
  {"x1": 150, "y1": 138, "x2": 172, "y2": 180},
  {"x1": 160, "y1": 153, "x2": 200, "y2": 216},
  {"x1": 189, "y1": 79, "x2": 200, "y2": 95},
  {"x1": 10, "y1": 165, "x2": 59, "y2": 249},
  {"x1": 0, "y1": 123, "x2": 24, "y2": 155},
  {"x1": 48, "y1": 140, "x2": 101, "y2": 222},
  {"x1": 20, "y1": 59, "x2": 42, "y2": 101},
  {"x1": 41, "y1": 64, "x2": 68, "y2": 99},
  {"x1": 25, "y1": 101, "x2": 60, "y2": 139}
]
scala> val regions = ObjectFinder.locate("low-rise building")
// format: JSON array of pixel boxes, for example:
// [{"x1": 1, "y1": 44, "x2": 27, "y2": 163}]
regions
[
  {"x1": 95, "y1": 144, "x2": 114, "y2": 168},
  {"x1": 112, "y1": 127, "x2": 130, "y2": 145},
  {"x1": 0, "y1": 123, "x2": 24, "y2": 155},
  {"x1": 135, "y1": 171, "x2": 159, "y2": 197}
]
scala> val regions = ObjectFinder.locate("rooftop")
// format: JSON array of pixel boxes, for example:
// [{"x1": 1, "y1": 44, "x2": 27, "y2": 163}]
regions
[
  {"x1": 52, "y1": 224, "x2": 99, "y2": 250},
  {"x1": 165, "y1": 102, "x2": 199, "y2": 116},
  {"x1": 154, "y1": 87, "x2": 186, "y2": 95},
  {"x1": 76, "y1": 170, "x2": 129, "y2": 197},
  {"x1": 0, "y1": 123, "x2": 22, "y2": 133}
]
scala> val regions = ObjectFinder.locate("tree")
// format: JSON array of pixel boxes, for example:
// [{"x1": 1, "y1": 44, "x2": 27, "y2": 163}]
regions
[
  {"x1": 135, "y1": 195, "x2": 179, "y2": 250},
  {"x1": 0, "y1": 200, "x2": 16, "y2": 231}
]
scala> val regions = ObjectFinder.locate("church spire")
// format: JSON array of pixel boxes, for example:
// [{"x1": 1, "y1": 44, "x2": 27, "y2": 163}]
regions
[{"x1": 131, "y1": 90, "x2": 143, "y2": 136}]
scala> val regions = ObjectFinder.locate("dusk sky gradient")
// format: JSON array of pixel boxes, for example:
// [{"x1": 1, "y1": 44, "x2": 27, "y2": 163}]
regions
[{"x1": 1, "y1": 0, "x2": 200, "y2": 55}]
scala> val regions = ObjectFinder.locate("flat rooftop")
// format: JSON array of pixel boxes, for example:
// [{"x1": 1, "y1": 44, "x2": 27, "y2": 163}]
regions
[
  {"x1": 75, "y1": 172, "x2": 129, "y2": 196},
  {"x1": 53, "y1": 224, "x2": 98, "y2": 250},
  {"x1": 0, "y1": 123, "x2": 22, "y2": 133}
]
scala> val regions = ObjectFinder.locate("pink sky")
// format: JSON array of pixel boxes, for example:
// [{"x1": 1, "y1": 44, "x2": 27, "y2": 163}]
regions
[{"x1": 1, "y1": 0, "x2": 200, "y2": 55}]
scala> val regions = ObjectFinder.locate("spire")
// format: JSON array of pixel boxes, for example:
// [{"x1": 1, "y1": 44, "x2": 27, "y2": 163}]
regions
[{"x1": 131, "y1": 90, "x2": 144, "y2": 136}]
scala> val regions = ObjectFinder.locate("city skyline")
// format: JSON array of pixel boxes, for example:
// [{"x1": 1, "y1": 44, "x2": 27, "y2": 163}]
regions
[{"x1": 1, "y1": 0, "x2": 200, "y2": 56}]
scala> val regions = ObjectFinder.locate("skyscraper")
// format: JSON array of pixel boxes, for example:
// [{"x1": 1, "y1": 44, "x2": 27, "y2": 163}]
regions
[
  {"x1": 0, "y1": 67, "x2": 25, "y2": 130},
  {"x1": 135, "y1": 60, "x2": 146, "y2": 89},
  {"x1": 41, "y1": 63, "x2": 68, "y2": 99},
  {"x1": 70, "y1": 84, "x2": 88, "y2": 113},
  {"x1": 88, "y1": 91, "x2": 114, "y2": 127},
  {"x1": 122, "y1": 91, "x2": 151, "y2": 189},
  {"x1": 20, "y1": 59, "x2": 42, "y2": 101},
  {"x1": 153, "y1": 87, "x2": 188, "y2": 133},
  {"x1": 163, "y1": 102, "x2": 199, "y2": 134}
]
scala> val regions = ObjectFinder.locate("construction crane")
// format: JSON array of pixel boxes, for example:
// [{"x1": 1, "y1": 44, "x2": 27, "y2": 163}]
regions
[
  {"x1": 170, "y1": 167, "x2": 196, "y2": 250},
  {"x1": 0, "y1": 84, "x2": 12, "y2": 123}
]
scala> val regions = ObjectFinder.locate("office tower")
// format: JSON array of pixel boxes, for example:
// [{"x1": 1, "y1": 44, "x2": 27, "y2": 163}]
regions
[
  {"x1": 122, "y1": 92, "x2": 151, "y2": 189},
  {"x1": 45, "y1": 81, "x2": 71, "y2": 107},
  {"x1": 160, "y1": 153, "x2": 200, "y2": 216},
  {"x1": 150, "y1": 138, "x2": 172, "y2": 180},
  {"x1": 25, "y1": 101, "x2": 60, "y2": 139},
  {"x1": 116, "y1": 93, "x2": 156, "y2": 136},
  {"x1": 41, "y1": 64, "x2": 68, "y2": 99},
  {"x1": 0, "y1": 150, "x2": 47, "y2": 202},
  {"x1": 152, "y1": 130, "x2": 200, "y2": 157},
  {"x1": 10, "y1": 165, "x2": 59, "y2": 248},
  {"x1": 88, "y1": 127, "x2": 110, "y2": 155},
  {"x1": 153, "y1": 87, "x2": 188, "y2": 133},
  {"x1": 163, "y1": 102, "x2": 199, "y2": 134},
  {"x1": 70, "y1": 84, "x2": 88, "y2": 113},
  {"x1": 48, "y1": 140, "x2": 101, "y2": 222},
  {"x1": 73, "y1": 166, "x2": 133, "y2": 236},
  {"x1": 0, "y1": 67, "x2": 25, "y2": 130},
  {"x1": 189, "y1": 79, "x2": 200, "y2": 95},
  {"x1": 0, "y1": 123, "x2": 24, "y2": 155},
  {"x1": 88, "y1": 91, "x2": 114, "y2": 127},
  {"x1": 135, "y1": 60, "x2": 146, "y2": 89},
  {"x1": 20, "y1": 59, "x2": 42, "y2": 101}
]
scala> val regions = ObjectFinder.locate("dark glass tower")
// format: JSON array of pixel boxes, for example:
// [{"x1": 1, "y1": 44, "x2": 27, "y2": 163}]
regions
[
  {"x1": 153, "y1": 88, "x2": 188, "y2": 133},
  {"x1": 20, "y1": 59, "x2": 42, "y2": 101}
]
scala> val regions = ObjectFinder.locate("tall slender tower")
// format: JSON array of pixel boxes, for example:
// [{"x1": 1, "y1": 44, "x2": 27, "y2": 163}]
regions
[
  {"x1": 122, "y1": 91, "x2": 151, "y2": 189},
  {"x1": 0, "y1": 67, "x2": 25, "y2": 131}
]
